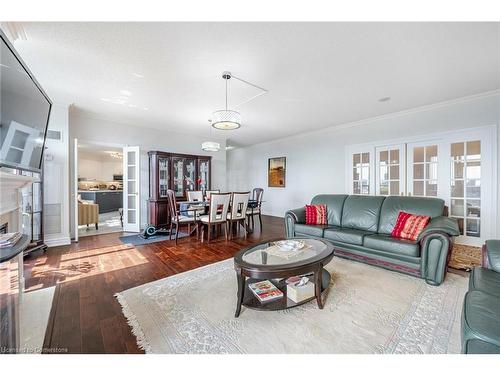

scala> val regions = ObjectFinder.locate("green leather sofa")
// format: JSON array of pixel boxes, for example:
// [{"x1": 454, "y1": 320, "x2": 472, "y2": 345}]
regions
[
  {"x1": 285, "y1": 194, "x2": 460, "y2": 286},
  {"x1": 461, "y1": 240, "x2": 500, "y2": 354}
]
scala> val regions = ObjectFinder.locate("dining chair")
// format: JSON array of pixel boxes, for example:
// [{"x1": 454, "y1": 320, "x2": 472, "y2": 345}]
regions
[
  {"x1": 167, "y1": 189, "x2": 199, "y2": 245},
  {"x1": 198, "y1": 192, "x2": 231, "y2": 243},
  {"x1": 246, "y1": 188, "x2": 264, "y2": 230},
  {"x1": 187, "y1": 190, "x2": 205, "y2": 216},
  {"x1": 227, "y1": 191, "x2": 250, "y2": 239},
  {"x1": 205, "y1": 190, "x2": 220, "y2": 201}
]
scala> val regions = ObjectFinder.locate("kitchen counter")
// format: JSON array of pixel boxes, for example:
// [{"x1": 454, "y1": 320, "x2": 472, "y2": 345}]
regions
[{"x1": 79, "y1": 190, "x2": 123, "y2": 213}]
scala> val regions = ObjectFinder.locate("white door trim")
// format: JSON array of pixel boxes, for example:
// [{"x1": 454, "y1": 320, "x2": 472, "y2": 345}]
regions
[{"x1": 123, "y1": 146, "x2": 141, "y2": 233}]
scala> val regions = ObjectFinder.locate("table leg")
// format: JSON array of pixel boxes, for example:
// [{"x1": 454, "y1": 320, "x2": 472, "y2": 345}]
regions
[
  {"x1": 315, "y1": 264, "x2": 323, "y2": 309},
  {"x1": 235, "y1": 268, "x2": 245, "y2": 318}
]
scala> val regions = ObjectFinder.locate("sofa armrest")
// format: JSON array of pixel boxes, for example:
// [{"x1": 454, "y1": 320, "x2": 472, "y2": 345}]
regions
[
  {"x1": 420, "y1": 231, "x2": 452, "y2": 286},
  {"x1": 483, "y1": 240, "x2": 500, "y2": 273},
  {"x1": 284, "y1": 207, "x2": 306, "y2": 238},
  {"x1": 418, "y1": 216, "x2": 460, "y2": 240}
]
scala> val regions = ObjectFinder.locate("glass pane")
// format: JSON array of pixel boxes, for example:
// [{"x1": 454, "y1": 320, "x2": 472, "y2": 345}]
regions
[
  {"x1": 353, "y1": 167, "x2": 359, "y2": 181},
  {"x1": 198, "y1": 160, "x2": 209, "y2": 189},
  {"x1": 452, "y1": 161, "x2": 464, "y2": 179},
  {"x1": 127, "y1": 151, "x2": 135, "y2": 166},
  {"x1": 466, "y1": 160, "x2": 481, "y2": 180},
  {"x1": 451, "y1": 199, "x2": 464, "y2": 217},
  {"x1": 456, "y1": 218, "x2": 464, "y2": 235},
  {"x1": 128, "y1": 166, "x2": 135, "y2": 178},
  {"x1": 466, "y1": 219, "x2": 480, "y2": 237},
  {"x1": 426, "y1": 180, "x2": 438, "y2": 196},
  {"x1": 466, "y1": 180, "x2": 481, "y2": 198},
  {"x1": 128, "y1": 196, "x2": 136, "y2": 210},
  {"x1": 380, "y1": 165, "x2": 388, "y2": 181},
  {"x1": 389, "y1": 149, "x2": 399, "y2": 164},
  {"x1": 361, "y1": 180, "x2": 369, "y2": 195},
  {"x1": 413, "y1": 147, "x2": 425, "y2": 163},
  {"x1": 185, "y1": 159, "x2": 196, "y2": 191},
  {"x1": 128, "y1": 209, "x2": 136, "y2": 224},
  {"x1": 380, "y1": 181, "x2": 389, "y2": 195},
  {"x1": 361, "y1": 153, "x2": 369, "y2": 163},
  {"x1": 389, "y1": 165, "x2": 399, "y2": 180},
  {"x1": 353, "y1": 153, "x2": 360, "y2": 166},
  {"x1": 390, "y1": 181, "x2": 399, "y2": 195},
  {"x1": 379, "y1": 151, "x2": 388, "y2": 163},
  {"x1": 426, "y1": 163, "x2": 438, "y2": 180},
  {"x1": 361, "y1": 166, "x2": 369, "y2": 181},
  {"x1": 425, "y1": 145, "x2": 437, "y2": 162},
  {"x1": 466, "y1": 141, "x2": 481, "y2": 160},
  {"x1": 413, "y1": 164, "x2": 424, "y2": 179},
  {"x1": 451, "y1": 142, "x2": 464, "y2": 158},
  {"x1": 451, "y1": 180, "x2": 464, "y2": 197},
  {"x1": 173, "y1": 159, "x2": 184, "y2": 197},
  {"x1": 127, "y1": 181, "x2": 136, "y2": 194},
  {"x1": 353, "y1": 181, "x2": 360, "y2": 194},
  {"x1": 413, "y1": 181, "x2": 424, "y2": 196},
  {"x1": 466, "y1": 199, "x2": 480, "y2": 218}
]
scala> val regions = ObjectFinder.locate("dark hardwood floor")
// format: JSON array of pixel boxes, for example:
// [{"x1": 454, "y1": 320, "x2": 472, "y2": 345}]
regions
[{"x1": 23, "y1": 215, "x2": 285, "y2": 354}]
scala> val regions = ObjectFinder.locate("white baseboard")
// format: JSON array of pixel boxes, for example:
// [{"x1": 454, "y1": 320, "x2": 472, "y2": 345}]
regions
[{"x1": 44, "y1": 235, "x2": 71, "y2": 247}]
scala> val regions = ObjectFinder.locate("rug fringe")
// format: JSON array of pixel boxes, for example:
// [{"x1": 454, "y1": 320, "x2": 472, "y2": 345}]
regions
[{"x1": 114, "y1": 292, "x2": 152, "y2": 353}]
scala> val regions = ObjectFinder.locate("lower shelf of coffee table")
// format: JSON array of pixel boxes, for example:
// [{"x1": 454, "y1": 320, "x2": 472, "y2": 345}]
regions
[{"x1": 241, "y1": 269, "x2": 331, "y2": 311}]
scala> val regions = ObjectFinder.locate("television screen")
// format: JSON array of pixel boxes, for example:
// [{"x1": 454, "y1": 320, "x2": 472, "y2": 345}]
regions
[{"x1": 0, "y1": 30, "x2": 51, "y2": 172}]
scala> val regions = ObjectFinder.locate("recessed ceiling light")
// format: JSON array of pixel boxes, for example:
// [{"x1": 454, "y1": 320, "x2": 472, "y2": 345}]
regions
[
  {"x1": 120, "y1": 90, "x2": 132, "y2": 96},
  {"x1": 378, "y1": 96, "x2": 391, "y2": 102}
]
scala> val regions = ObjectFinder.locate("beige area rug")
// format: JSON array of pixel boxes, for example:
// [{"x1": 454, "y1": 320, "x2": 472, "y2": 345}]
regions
[{"x1": 115, "y1": 257, "x2": 468, "y2": 354}]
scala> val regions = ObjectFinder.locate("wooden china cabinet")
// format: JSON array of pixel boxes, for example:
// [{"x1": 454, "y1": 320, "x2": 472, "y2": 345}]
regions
[{"x1": 148, "y1": 151, "x2": 211, "y2": 228}]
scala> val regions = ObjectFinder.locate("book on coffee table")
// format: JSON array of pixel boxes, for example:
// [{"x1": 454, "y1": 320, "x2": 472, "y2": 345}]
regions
[{"x1": 248, "y1": 280, "x2": 284, "y2": 303}]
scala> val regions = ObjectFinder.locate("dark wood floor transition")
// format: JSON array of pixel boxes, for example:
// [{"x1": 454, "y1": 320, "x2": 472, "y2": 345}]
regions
[{"x1": 23, "y1": 215, "x2": 285, "y2": 353}]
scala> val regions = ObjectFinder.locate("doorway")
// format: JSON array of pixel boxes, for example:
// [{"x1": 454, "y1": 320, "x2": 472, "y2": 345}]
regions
[{"x1": 76, "y1": 142, "x2": 124, "y2": 237}]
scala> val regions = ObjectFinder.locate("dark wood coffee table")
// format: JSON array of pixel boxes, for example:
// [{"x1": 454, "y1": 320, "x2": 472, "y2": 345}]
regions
[{"x1": 233, "y1": 238, "x2": 334, "y2": 317}]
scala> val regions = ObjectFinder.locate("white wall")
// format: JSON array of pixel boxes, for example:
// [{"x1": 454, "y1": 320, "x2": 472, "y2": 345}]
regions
[
  {"x1": 43, "y1": 104, "x2": 71, "y2": 247},
  {"x1": 227, "y1": 92, "x2": 500, "y2": 237},
  {"x1": 69, "y1": 111, "x2": 226, "y2": 235}
]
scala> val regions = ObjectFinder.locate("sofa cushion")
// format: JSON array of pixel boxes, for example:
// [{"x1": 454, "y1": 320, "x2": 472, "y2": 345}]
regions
[
  {"x1": 391, "y1": 211, "x2": 430, "y2": 241},
  {"x1": 294, "y1": 223, "x2": 329, "y2": 237},
  {"x1": 323, "y1": 227, "x2": 373, "y2": 246},
  {"x1": 341, "y1": 195, "x2": 386, "y2": 232},
  {"x1": 311, "y1": 194, "x2": 348, "y2": 227},
  {"x1": 484, "y1": 240, "x2": 500, "y2": 273},
  {"x1": 305, "y1": 204, "x2": 327, "y2": 225},
  {"x1": 363, "y1": 234, "x2": 420, "y2": 257},
  {"x1": 469, "y1": 267, "x2": 500, "y2": 298},
  {"x1": 462, "y1": 291, "x2": 500, "y2": 348},
  {"x1": 378, "y1": 196, "x2": 444, "y2": 235}
]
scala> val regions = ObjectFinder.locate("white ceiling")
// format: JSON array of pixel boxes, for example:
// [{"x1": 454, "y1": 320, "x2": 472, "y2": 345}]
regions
[{"x1": 9, "y1": 22, "x2": 500, "y2": 147}]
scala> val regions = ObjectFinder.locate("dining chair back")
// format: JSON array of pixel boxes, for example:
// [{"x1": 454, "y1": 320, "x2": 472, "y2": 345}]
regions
[
  {"x1": 187, "y1": 190, "x2": 204, "y2": 202},
  {"x1": 205, "y1": 190, "x2": 220, "y2": 201},
  {"x1": 208, "y1": 193, "x2": 231, "y2": 223},
  {"x1": 166, "y1": 189, "x2": 199, "y2": 244},
  {"x1": 230, "y1": 192, "x2": 250, "y2": 220}
]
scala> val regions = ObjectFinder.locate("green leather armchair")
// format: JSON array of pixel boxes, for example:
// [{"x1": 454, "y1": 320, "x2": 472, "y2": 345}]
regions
[{"x1": 461, "y1": 240, "x2": 500, "y2": 354}]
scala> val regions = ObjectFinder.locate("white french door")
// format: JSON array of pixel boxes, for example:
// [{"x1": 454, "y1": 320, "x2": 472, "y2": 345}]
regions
[
  {"x1": 123, "y1": 146, "x2": 140, "y2": 232},
  {"x1": 375, "y1": 144, "x2": 405, "y2": 196},
  {"x1": 347, "y1": 126, "x2": 497, "y2": 246}
]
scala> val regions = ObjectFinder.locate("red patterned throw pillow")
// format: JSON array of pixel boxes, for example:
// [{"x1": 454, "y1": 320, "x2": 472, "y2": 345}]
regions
[
  {"x1": 391, "y1": 211, "x2": 431, "y2": 241},
  {"x1": 305, "y1": 205, "x2": 327, "y2": 225}
]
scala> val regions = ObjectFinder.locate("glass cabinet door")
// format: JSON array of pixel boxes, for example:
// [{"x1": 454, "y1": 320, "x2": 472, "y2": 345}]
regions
[
  {"x1": 173, "y1": 157, "x2": 184, "y2": 198},
  {"x1": 158, "y1": 157, "x2": 169, "y2": 198},
  {"x1": 197, "y1": 158, "x2": 210, "y2": 191},
  {"x1": 184, "y1": 158, "x2": 196, "y2": 193}
]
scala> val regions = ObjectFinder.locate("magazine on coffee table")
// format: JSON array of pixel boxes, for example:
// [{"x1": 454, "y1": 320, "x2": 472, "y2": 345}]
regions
[{"x1": 248, "y1": 280, "x2": 284, "y2": 303}]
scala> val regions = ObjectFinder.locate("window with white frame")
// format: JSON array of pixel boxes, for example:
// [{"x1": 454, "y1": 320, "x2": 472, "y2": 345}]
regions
[{"x1": 352, "y1": 152, "x2": 370, "y2": 195}]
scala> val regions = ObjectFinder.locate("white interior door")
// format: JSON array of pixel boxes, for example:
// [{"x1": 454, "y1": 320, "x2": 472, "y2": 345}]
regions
[
  {"x1": 407, "y1": 140, "x2": 446, "y2": 198},
  {"x1": 73, "y1": 138, "x2": 79, "y2": 242},
  {"x1": 123, "y1": 146, "x2": 140, "y2": 232},
  {"x1": 375, "y1": 144, "x2": 405, "y2": 196}
]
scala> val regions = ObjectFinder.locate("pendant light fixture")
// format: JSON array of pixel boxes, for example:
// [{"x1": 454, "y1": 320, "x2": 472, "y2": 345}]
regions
[
  {"x1": 211, "y1": 72, "x2": 241, "y2": 130},
  {"x1": 201, "y1": 141, "x2": 220, "y2": 152}
]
